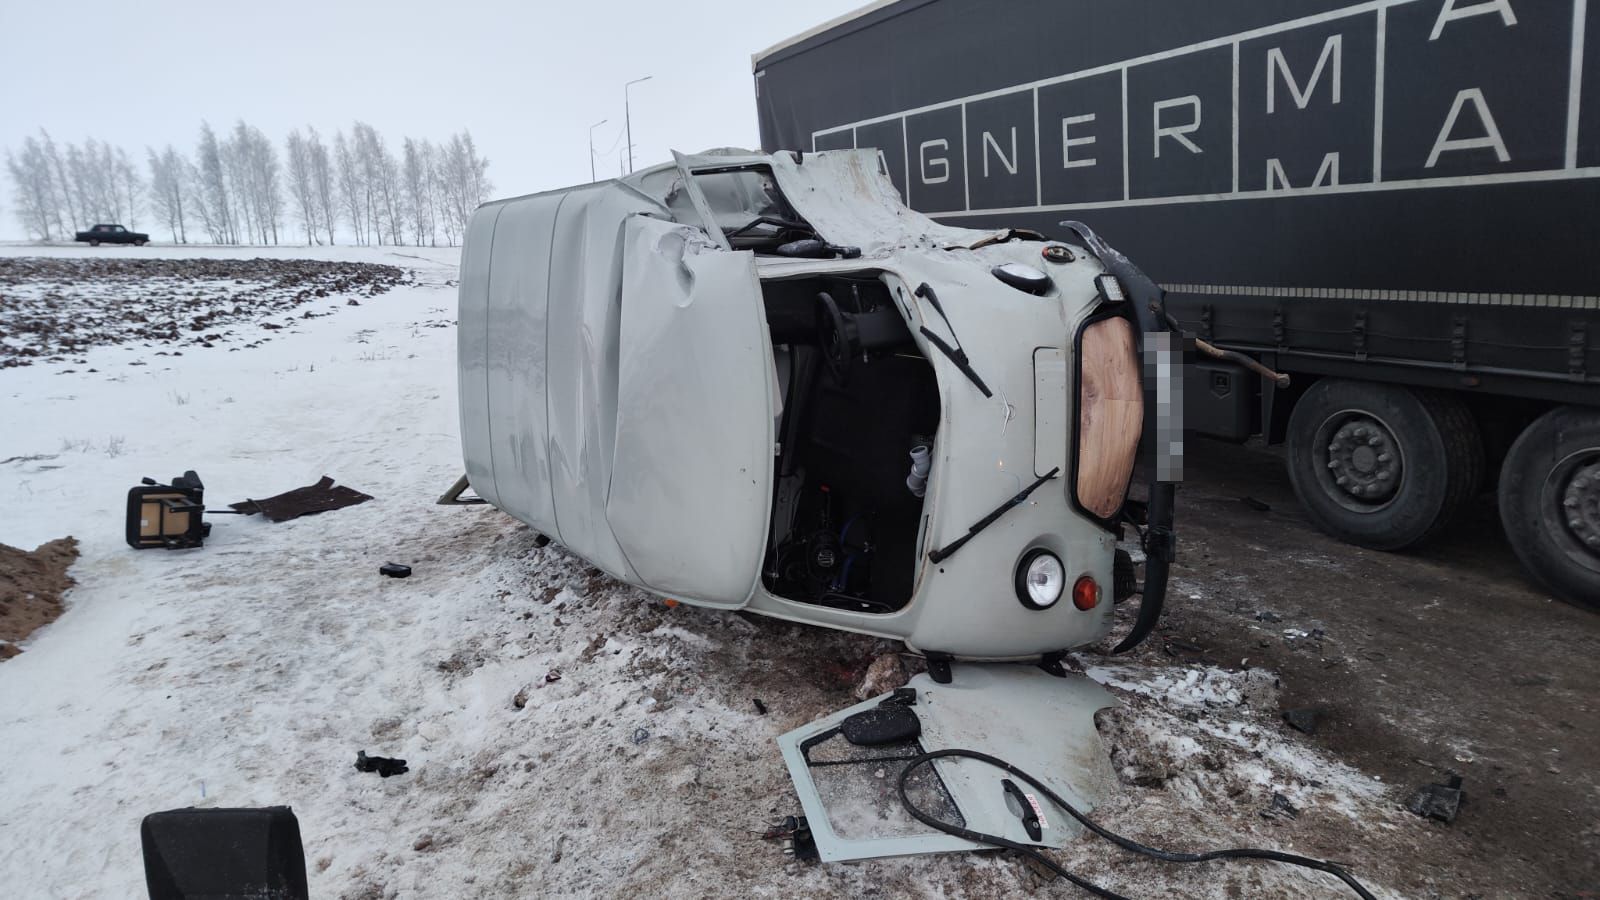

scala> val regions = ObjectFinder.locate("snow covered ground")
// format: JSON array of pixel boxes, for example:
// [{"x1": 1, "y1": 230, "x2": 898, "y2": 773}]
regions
[{"x1": 0, "y1": 243, "x2": 1408, "y2": 898}]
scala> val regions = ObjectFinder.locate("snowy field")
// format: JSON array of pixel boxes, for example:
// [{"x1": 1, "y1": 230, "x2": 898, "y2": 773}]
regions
[{"x1": 0, "y1": 243, "x2": 1412, "y2": 898}]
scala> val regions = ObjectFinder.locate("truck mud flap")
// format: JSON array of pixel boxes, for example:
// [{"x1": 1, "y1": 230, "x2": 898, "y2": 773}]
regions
[{"x1": 776, "y1": 663, "x2": 1117, "y2": 862}]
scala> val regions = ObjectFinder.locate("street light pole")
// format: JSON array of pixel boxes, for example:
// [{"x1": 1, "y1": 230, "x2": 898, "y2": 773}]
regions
[
  {"x1": 624, "y1": 75, "x2": 653, "y2": 174},
  {"x1": 588, "y1": 118, "x2": 608, "y2": 182}
]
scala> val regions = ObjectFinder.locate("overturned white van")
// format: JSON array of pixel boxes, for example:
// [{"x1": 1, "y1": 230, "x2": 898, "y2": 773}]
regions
[{"x1": 453, "y1": 148, "x2": 1180, "y2": 663}]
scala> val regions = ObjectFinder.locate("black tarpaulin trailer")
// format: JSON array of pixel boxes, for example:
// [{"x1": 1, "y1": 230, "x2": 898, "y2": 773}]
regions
[{"x1": 753, "y1": 0, "x2": 1600, "y2": 606}]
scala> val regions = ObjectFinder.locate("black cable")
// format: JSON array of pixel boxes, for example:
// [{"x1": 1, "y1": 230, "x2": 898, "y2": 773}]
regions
[{"x1": 896, "y1": 748, "x2": 1377, "y2": 900}]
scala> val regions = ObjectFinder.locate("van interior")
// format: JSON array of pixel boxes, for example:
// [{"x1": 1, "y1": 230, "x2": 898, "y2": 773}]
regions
[{"x1": 759, "y1": 274, "x2": 938, "y2": 614}]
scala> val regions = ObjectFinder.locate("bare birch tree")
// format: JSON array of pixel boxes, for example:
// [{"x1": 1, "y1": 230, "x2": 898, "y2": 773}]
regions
[
  {"x1": 113, "y1": 147, "x2": 142, "y2": 230},
  {"x1": 334, "y1": 130, "x2": 366, "y2": 245},
  {"x1": 402, "y1": 137, "x2": 436, "y2": 246},
  {"x1": 193, "y1": 123, "x2": 232, "y2": 242},
  {"x1": 147, "y1": 145, "x2": 190, "y2": 243},
  {"x1": 284, "y1": 129, "x2": 319, "y2": 244},
  {"x1": 4, "y1": 137, "x2": 56, "y2": 239},
  {"x1": 306, "y1": 127, "x2": 337, "y2": 245},
  {"x1": 39, "y1": 130, "x2": 74, "y2": 235}
]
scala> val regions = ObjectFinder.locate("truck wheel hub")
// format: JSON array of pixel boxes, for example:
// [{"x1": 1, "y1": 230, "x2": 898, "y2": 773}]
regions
[
  {"x1": 1562, "y1": 460, "x2": 1600, "y2": 548},
  {"x1": 1324, "y1": 416, "x2": 1401, "y2": 504}
]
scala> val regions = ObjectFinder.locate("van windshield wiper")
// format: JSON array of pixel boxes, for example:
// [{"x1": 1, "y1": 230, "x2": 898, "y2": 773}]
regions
[
  {"x1": 927, "y1": 468, "x2": 1058, "y2": 564},
  {"x1": 913, "y1": 283, "x2": 992, "y2": 398}
]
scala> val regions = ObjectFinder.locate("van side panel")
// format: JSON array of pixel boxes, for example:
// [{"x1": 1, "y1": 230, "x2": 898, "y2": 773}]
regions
[
  {"x1": 544, "y1": 188, "x2": 655, "y2": 581},
  {"x1": 457, "y1": 205, "x2": 503, "y2": 509},
  {"x1": 483, "y1": 194, "x2": 564, "y2": 538}
]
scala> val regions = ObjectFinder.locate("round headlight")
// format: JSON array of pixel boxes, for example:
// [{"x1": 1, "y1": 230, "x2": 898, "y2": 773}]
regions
[
  {"x1": 992, "y1": 262, "x2": 1052, "y2": 295},
  {"x1": 1016, "y1": 549, "x2": 1065, "y2": 609}
]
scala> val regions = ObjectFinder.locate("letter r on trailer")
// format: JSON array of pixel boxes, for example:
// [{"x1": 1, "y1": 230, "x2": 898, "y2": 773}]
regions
[{"x1": 1153, "y1": 96, "x2": 1203, "y2": 157}]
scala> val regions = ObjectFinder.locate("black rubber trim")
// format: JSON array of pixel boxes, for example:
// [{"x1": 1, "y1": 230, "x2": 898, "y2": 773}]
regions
[{"x1": 1059, "y1": 220, "x2": 1178, "y2": 655}]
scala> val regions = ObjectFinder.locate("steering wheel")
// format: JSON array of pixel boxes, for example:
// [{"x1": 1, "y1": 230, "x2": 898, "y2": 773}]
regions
[{"x1": 815, "y1": 291, "x2": 856, "y2": 385}]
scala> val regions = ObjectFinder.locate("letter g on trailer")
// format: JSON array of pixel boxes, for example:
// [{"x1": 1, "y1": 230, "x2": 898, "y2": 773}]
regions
[{"x1": 1056, "y1": 220, "x2": 1184, "y2": 653}]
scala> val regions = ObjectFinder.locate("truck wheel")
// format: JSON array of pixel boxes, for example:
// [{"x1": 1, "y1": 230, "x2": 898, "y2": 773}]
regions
[
  {"x1": 89, "y1": 240, "x2": 99, "y2": 247},
  {"x1": 1286, "y1": 379, "x2": 1483, "y2": 550},
  {"x1": 1498, "y1": 406, "x2": 1600, "y2": 610},
  {"x1": 134, "y1": 240, "x2": 147, "y2": 247}
]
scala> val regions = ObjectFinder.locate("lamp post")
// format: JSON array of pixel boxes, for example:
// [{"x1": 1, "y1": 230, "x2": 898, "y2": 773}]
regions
[
  {"x1": 588, "y1": 118, "x2": 608, "y2": 182},
  {"x1": 624, "y1": 75, "x2": 652, "y2": 173}
]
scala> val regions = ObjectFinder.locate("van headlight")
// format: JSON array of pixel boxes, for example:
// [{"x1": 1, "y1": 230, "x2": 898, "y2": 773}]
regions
[{"x1": 1016, "y1": 549, "x2": 1065, "y2": 609}]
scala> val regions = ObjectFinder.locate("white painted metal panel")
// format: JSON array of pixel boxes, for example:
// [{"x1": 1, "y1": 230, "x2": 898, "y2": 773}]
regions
[
  {"x1": 457, "y1": 204, "x2": 503, "y2": 508},
  {"x1": 606, "y1": 217, "x2": 775, "y2": 607},
  {"x1": 483, "y1": 193, "x2": 563, "y2": 538},
  {"x1": 1033, "y1": 347, "x2": 1068, "y2": 478}
]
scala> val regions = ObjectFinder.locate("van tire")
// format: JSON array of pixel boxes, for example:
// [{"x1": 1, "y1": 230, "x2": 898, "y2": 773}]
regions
[
  {"x1": 1498, "y1": 406, "x2": 1600, "y2": 610},
  {"x1": 1286, "y1": 379, "x2": 1483, "y2": 550}
]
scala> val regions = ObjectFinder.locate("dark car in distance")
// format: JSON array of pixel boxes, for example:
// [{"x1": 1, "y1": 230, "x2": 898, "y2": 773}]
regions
[{"x1": 75, "y1": 223, "x2": 148, "y2": 246}]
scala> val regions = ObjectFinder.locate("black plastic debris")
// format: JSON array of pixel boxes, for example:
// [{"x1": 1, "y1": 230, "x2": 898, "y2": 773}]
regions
[
  {"x1": 753, "y1": 698, "x2": 768, "y2": 716},
  {"x1": 142, "y1": 806, "x2": 308, "y2": 900},
  {"x1": 1406, "y1": 775, "x2": 1464, "y2": 823},
  {"x1": 631, "y1": 727, "x2": 650, "y2": 745},
  {"x1": 1260, "y1": 792, "x2": 1299, "y2": 821},
  {"x1": 229, "y1": 476, "x2": 372, "y2": 522},
  {"x1": 841, "y1": 703, "x2": 921, "y2": 746},
  {"x1": 1283, "y1": 708, "x2": 1320, "y2": 735},
  {"x1": 355, "y1": 750, "x2": 409, "y2": 778},
  {"x1": 380, "y1": 563, "x2": 412, "y2": 579},
  {"x1": 1256, "y1": 611, "x2": 1283, "y2": 623}
]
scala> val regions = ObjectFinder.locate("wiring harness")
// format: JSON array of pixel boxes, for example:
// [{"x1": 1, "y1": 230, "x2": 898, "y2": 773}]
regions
[{"x1": 896, "y1": 748, "x2": 1378, "y2": 899}]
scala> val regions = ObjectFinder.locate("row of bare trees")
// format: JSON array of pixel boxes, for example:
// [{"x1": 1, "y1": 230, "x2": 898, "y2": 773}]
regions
[
  {"x1": 4, "y1": 134, "x2": 143, "y2": 240},
  {"x1": 5, "y1": 122, "x2": 492, "y2": 246}
]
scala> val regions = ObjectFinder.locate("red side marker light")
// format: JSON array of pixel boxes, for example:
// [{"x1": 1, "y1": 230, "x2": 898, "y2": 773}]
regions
[{"x1": 1072, "y1": 575, "x2": 1101, "y2": 611}]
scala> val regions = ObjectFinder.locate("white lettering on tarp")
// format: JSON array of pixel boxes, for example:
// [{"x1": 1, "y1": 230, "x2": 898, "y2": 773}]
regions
[
  {"x1": 919, "y1": 139, "x2": 951, "y2": 184},
  {"x1": 1267, "y1": 34, "x2": 1343, "y2": 113},
  {"x1": 982, "y1": 128, "x2": 1019, "y2": 177},
  {"x1": 814, "y1": 0, "x2": 1586, "y2": 213},
  {"x1": 1062, "y1": 114, "x2": 1098, "y2": 168},
  {"x1": 1430, "y1": 0, "x2": 1519, "y2": 41},
  {"x1": 1153, "y1": 96, "x2": 1203, "y2": 157},
  {"x1": 1268, "y1": 152, "x2": 1342, "y2": 189},
  {"x1": 1426, "y1": 88, "x2": 1511, "y2": 166}
]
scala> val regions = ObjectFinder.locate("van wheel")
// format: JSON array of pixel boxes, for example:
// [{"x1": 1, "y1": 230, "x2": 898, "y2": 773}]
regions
[
  {"x1": 1286, "y1": 379, "x2": 1483, "y2": 550},
  {"x1": 1498, "y1": 406, "x2": 1600, "y2": 610}
]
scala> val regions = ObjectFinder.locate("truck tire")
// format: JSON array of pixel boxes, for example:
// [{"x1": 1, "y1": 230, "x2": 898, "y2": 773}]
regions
[
  {"x1": 88, "y1": 240, "x2": 99, "y2": 247},
  {"x1": 1497, "y1": 406, "x2": 1600, "y2": 609},
  {"x1": 134, "y1": 240, "x2": 147, "y2": 247},
  {"x1": 1286, "y1": 379, "x2": 1483, "y2": 550}
]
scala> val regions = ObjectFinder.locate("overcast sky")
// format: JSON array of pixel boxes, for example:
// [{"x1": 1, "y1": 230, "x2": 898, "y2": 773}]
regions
[{"x1": 0, "y1": 0, "x2": 865, "y2": 239}]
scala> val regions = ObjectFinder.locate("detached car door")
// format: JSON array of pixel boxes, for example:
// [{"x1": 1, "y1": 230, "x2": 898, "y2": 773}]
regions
[{"x1": 605, "y1": 214, "x2": 776, "y2": 608}]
